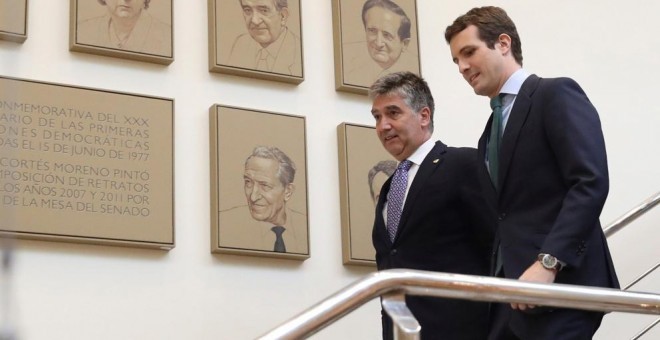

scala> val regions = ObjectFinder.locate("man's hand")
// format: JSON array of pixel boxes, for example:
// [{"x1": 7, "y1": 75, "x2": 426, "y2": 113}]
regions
[{"x1": 511, "y1": 261, "x2": 557, "y2": 310}]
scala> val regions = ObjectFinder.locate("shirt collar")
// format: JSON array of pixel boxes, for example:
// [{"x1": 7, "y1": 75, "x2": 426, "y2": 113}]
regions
[
  {"x1": 500, "y1": 68, "x2": 530, "y2": 96},
  {"x1": 406, "y1": 138, "x2": 435, "y2": 166}
]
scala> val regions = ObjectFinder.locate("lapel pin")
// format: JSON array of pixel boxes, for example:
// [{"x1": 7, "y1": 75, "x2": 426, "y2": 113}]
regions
[{"x1": 433, "y1": 159, "x2": 440, "y2": 163}]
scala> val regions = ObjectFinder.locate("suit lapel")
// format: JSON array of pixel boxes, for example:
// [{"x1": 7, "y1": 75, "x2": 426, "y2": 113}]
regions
[
  {"x1": 375, "y1": 177, "x2": 393, "y2": 246},
  {"x1": 394, "y1": 141, "x2": 446, "y2": 241},
  {"x1": 499, "y1": 74, "x2": 540, "y2": 191},
  {"x1": 478, "y1": 120, "x2": 498, "y2": 202}
]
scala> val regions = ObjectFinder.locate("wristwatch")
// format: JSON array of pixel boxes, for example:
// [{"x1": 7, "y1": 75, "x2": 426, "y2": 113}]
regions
[{"x1": 538, "y1": 253, "x2": 562, "y2": 271}]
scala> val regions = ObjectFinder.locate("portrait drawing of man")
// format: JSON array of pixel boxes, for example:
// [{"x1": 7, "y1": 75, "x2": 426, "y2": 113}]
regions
[
  {"x1": 0, "y1": 0, "x2": 27, "y2": 40},
  {"x1": 219, "y1": 146, "x2": 308, "y2": 254},
  {"x1": 368, "y1": 160, "x2": 397, "y2": 206},
  {"x1": 76, "y1": 0, "x2": 172, "y2": 57},
  {"x1": 342, "y1": 0, "x2": 419, "y2": 88},
  {"x1": 225, "y1": 0, "x2": 302, "y2": 77}
]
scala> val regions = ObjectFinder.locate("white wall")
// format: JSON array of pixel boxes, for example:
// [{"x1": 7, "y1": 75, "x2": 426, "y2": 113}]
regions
[{"x1": 0, "y1": 1, "x2": 658, "y2": 339}]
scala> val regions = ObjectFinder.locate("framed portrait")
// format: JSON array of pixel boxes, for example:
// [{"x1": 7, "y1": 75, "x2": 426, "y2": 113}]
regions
[
  {"x1": 210, "y1": 105, "x2": 309, "y2": 260},
  {"x1": 337, "y1": 123, "x2": 395, "y2": 265},
  {"x1": 69, "y1": 0, "x2": 174, "y2": 65},
  {"x1": 332, "y1": 0, "x2": 421, "y2": 95},
  {"x1": 208, "y1": 0, "x2": 304, "y2": 84},
  {"x1": 0, "y1": 76, "x2": 174, "y2": 250},
  {"x1": 0, "y1": 0, "x2": 28, "y2": 43}
]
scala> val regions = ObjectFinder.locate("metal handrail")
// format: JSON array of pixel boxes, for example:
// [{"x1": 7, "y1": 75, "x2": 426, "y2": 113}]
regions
[
  {"x1": 258, "y1": 269, "x2": 660, "y2": 339},
  {"x1": 604, "y1": 191, "x2": 660, "y2": 237},
  {"x1": 603, "y1": 191, "x2": 660, "y2": 339},
  {"x1": 258, "y1": 193, "x2": 660, "y2": 339}
]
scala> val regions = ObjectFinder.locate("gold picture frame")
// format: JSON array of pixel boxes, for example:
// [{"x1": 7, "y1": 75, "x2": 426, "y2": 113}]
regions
[
  {"x1": 332, "y1": 0, "x2": 421, "y2": 95},
  {"x1": 208, "y1": 0, "x2": 304, "y2": 84},
  {"x1": 69, "y1": 0, "x2": 174, "y2": 65},
  {"x1": 0, "y1": 0, "x2": 28, "y2": 43},
  {"x1": 337, "y1": 123, "x2": 395, "y2": 265},
  {"x1": 210, "y1": 105, "x2": 309, "y2": 260},
  {"x1": 0, "y1": 76, "x2": 175, "y2": 250}
]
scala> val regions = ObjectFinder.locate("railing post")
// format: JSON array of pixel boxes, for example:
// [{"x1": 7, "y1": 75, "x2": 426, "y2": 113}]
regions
[{"x1": 381, "y1": 292, "x2": 421, "y2": 340}]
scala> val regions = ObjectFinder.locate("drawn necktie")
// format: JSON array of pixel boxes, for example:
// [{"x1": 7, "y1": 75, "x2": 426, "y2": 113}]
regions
[
  {"x1": 488, "y1": 95, "x2": 503, "y2": 190},
  {"x1": 386, "y1": 160, "x2": 413, "y2": 242},
  {"x1": 271, "y1": 226, "x2": 286, "y2": 253},
  {"x1": 256, "y1": 49, "x2": 269, "y2": 71}
]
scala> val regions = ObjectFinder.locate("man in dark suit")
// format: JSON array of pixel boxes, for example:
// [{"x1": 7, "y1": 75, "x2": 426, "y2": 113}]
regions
[
  {"x1": 369, "y1": 71, "x2": 492, "y2": 339},
  {"x1": 445, "y1": 6, "x2": 620, "y2": 339}
]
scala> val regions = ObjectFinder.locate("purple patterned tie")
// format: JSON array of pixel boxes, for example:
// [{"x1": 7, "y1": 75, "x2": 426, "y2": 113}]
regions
[{"x1": 386, "y1": 160, "x2": 413, "y2": 241}]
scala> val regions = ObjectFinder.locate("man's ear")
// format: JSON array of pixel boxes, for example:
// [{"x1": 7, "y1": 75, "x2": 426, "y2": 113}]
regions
[
  {"x1": 401, "y1": 38, "x2": 411, "y2": 51},
  {"x1": 280, "y1": 8, "x2": 290, "y2": 24},
  {"x1": 284, "y1": 183, "x2": 295, "y2": 201},
  {"x1": 497, "y1": 33, "x2": 512, "y2": 54},
  {"x1": 419, "y1": 107, "x2": 431, "y2": 128}
]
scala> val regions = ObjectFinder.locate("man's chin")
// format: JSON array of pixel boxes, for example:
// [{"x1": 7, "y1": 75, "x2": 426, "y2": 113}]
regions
[
  {"x1": 384, "y1": 146, "x2": 403, "y2": 160},
  {"x1": 249, "y1": 214, "x2": 267, "y2": 222},
  {"x1": 371, "y1": 57, "x2": 394, "y2": 69},
  {"x1": 249, "y1": 33, "x2": 273, "y2": 44}
]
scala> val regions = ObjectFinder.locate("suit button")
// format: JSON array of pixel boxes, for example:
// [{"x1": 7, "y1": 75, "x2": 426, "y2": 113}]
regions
[
  {"x1": 498, "y1": 213, "x2": 506, "y2": 221},
  {"x1": 390, "y1": 249, "x2": 397, "y2": 255}
]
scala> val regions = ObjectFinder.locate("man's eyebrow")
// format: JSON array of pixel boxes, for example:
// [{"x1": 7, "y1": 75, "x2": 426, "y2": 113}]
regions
[
  {"x1": 372, "y1": 104, "x2": 402, "y2": 114},
  {"x1": 452, "y1": 45, "x2": 475, "y2": 63},
  {"x1": 459, "y1": 45, "x2": 477, "y2": 55}
]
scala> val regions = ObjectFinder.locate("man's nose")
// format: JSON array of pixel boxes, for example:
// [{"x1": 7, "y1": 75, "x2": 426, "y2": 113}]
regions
[
  {"x1": 458, "y1": 59, "x2": 469, "y2": 74},
  {"x1": 249, "y1": 186, "x2": 261, "y2": 201},
  {"x1": 374, "y1": 32, "x2": 385, "y2": 47},
  {"x1": 250, "y1": 13, "x2": 264, "y2": 25},
  {"x1": 376, "y1": 117, "x2": 391, "y2": 131}
]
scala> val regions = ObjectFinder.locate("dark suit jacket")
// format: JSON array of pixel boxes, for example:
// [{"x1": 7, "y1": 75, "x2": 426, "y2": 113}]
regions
[
  {"x1": 373, "y1": 141, "x2": 494, "y2": 340},
  {"x1": 479, "y1": 75, "x2": 620, "y2": 338}
]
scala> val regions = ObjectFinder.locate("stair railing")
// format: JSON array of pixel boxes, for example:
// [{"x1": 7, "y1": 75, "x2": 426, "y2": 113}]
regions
[
  {"x1": 259, "y1": 191, "x2": 660, "y2": 339},
  {"x1": 603, "y1": 191, "x2": 660, "y2": 237},
  {"x1": 258, "y1": 269, "x2": 660, "y2": 339}
]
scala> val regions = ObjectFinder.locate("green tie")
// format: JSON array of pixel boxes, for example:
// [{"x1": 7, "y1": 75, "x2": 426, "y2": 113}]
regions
[{"x1": 488, "y1": 95, "x2": 503, "y2": 190}]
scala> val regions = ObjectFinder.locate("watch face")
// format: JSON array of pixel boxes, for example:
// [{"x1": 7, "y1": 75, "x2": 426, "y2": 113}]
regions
[{"x1": 542, "y1": 254, "x2": 557, "y2": 268}]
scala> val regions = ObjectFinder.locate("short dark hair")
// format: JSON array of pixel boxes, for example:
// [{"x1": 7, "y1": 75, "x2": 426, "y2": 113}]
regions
[
  {"x1": 246, "y1": 146, "x2": 296, "y2": 187},
  {"x1": 444, "y1": 6, "x2": 523, "y2": 66},
  {"x1": 368, "y1": 160, "x2": 397, "y2": 200},
  {"x1": 98, "y1": 0, "x2": 151, "y2": 10},
  {"x1": 369, "y1": 71, "x2": 435, "y2": 132},
  {"x1": 361, "y1": 0, "x2": 411, "y2": 41}
]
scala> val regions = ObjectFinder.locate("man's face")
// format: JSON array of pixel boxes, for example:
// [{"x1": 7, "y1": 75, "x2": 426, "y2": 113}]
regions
[
  {"x1": 105, "y1": 0, "x2": 143, "y2": 19},
  {"x1": 364, "y1": 6, "x2": 410, "y2": 69},
  {"x1": 243, "y1": 156, "x2": 293, "y2": 224},
  {"x1": 449, "y1": 25, "x2": 508, "y2": 98},
  {"x1": 240, "y1": 0, "x2": 289, "y2": 47},
  {"x1": 371, "y1": 93, "x2": 430, "y2": 161},
  {"x1": 370, "y1": 171, "x2": 389, "y2": 205}
]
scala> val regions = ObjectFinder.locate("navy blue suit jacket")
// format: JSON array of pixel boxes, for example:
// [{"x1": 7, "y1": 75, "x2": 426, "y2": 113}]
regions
[
  {"x1": 479, "y1": 75, "x2": 620, "y2": 338},
  {"x1": 373, "y1": 141, "x2": 494, "y2": 340}
]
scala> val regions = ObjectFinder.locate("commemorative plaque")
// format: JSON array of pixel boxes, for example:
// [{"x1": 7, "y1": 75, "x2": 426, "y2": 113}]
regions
[{"x1": 0, "y1": 76, "x2": 174, "y2": 249}]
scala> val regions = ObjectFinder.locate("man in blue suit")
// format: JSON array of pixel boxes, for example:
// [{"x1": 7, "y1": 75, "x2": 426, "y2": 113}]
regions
[
  {"x1": 445, "y1": 6, "x2": 619, "y2": 340},
  {"x1": 370, "y1": 71, "x2": 493, "y2": 339}
]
